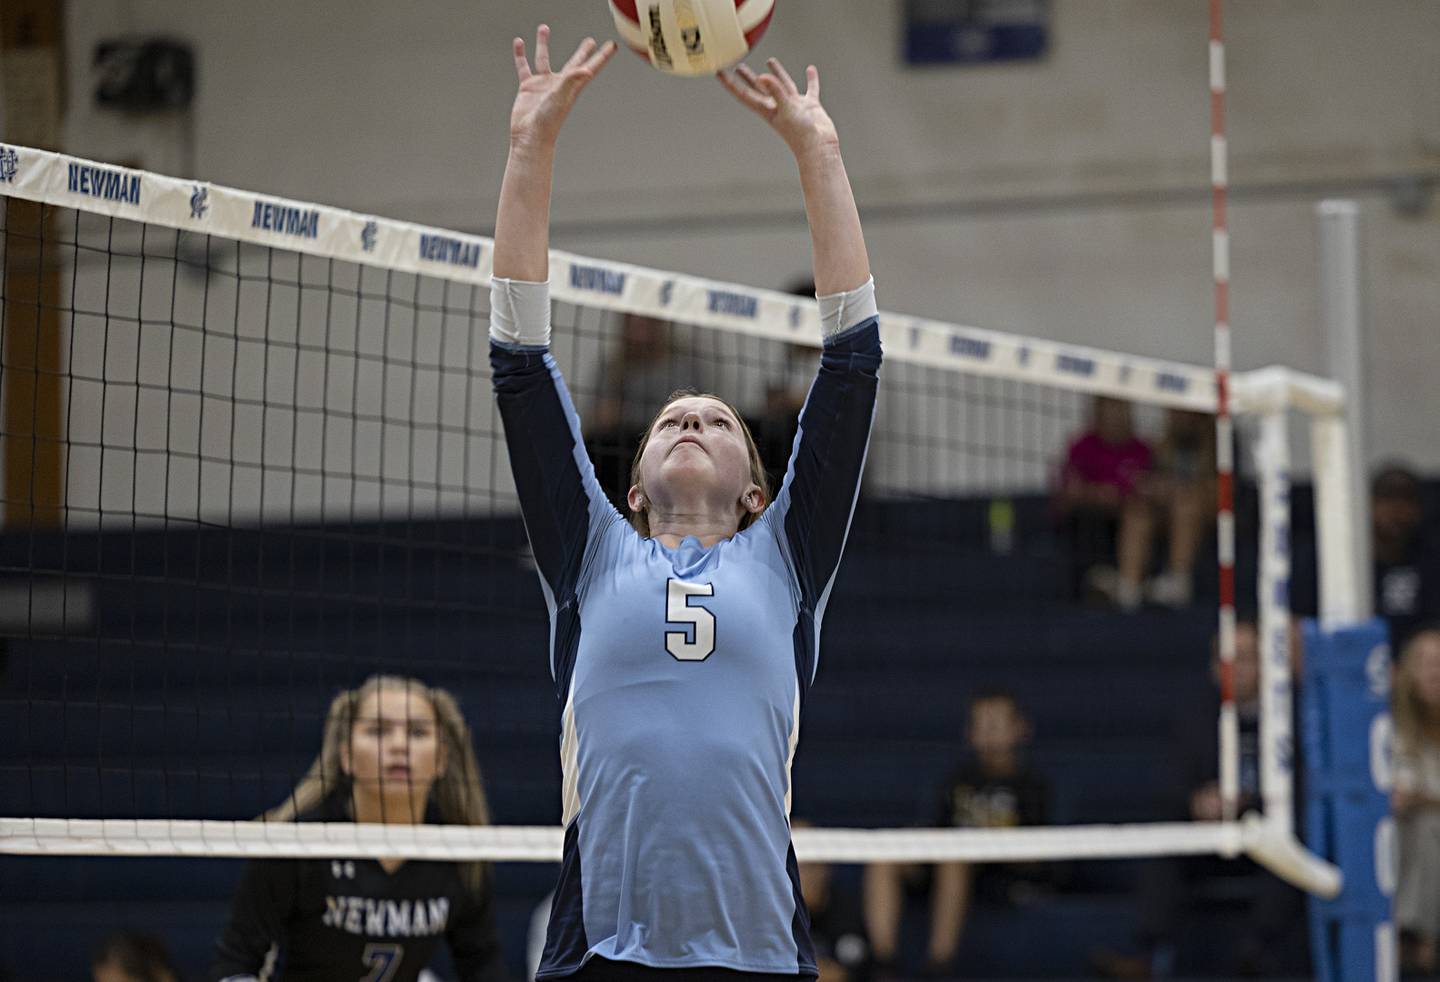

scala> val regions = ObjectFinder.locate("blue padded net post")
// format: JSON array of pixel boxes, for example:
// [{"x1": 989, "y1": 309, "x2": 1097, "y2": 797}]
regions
[{"x1": 1303, "y1": 618, "x2": 1397, "y2": 982}]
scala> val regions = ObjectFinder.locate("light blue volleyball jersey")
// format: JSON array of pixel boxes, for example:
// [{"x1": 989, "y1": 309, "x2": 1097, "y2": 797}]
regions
[{"x1": 491, "y1": 313, "x2": 881, "y2": 979}]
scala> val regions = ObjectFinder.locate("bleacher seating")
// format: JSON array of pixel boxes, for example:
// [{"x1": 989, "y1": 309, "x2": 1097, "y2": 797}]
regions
[{"x1": 0, "y1": 489, "x2": 1309, "y2": 979}]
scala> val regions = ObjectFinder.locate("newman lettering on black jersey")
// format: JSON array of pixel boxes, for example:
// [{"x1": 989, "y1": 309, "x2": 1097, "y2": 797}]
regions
[
  {"x1": 320, "y1": 896, "x2": 450, "y2": 938},
  {"x1": 209, "y1": 794, "x2": 503, "y2": 982}
]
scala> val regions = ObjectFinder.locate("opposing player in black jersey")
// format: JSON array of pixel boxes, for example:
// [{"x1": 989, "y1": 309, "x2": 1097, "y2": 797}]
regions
[{"x1": 211, "y1": 676, "x2": 505, "y2": 982}]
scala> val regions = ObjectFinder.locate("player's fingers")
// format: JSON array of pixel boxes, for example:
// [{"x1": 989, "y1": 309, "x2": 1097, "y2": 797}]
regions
[
  {"x1": 805, "y1": 65, "x2": 820, "y2": 99},
  {"x1": 716, "y1": 69, "x2": 744, "y2": 98},
  {"x1": 755, "y1": 74, "x2": 788, "y2": 105},
  {"x1": 767, "y1": 57, "x2": 799, "y2": 96},
  {"x1": 513, "y1": 38, "x2": 532, "y2": 81},
  {"x1": 725, "y1": 78, "x2": 771, "y2": 113},
  {"x1": 535, "y1": 24, "x2": 552, "y2": 74},
  {"x1": 716, "y1": 71, "x2": 753, "y2": 106},
  {"x1": 563, "y1": 37, "x2": 597, "y2": 73},
  {"x1": 718, "y1": 71, "x2": 775, "y2": 114},
  {"x1": 566, "y1": 42, "x2": 616, "y2": 94},
  {"x1": 734, "y1": 63, "x2": 768, "y2": 93},
  {"x1": 746, "y1": 69, "x2": 787, "y2": 106},
  {"x1": 731, "y1": 71, "x2": 777, "y2": 111},
  {"x1": 583, "y1": 40, "x2": 618, "y2": 75}
]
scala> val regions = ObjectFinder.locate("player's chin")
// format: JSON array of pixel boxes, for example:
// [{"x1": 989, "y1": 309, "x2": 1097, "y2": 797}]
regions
[
  {"x1": 656, "y1": 456, "x2": 716, "y2": 485},
  {"x1": 356, "y1": 772, "x2": 426, "y2": 792}
]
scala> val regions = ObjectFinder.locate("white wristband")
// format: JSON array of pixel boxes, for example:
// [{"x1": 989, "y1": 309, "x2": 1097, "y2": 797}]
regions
[
  {"x1": 817, "y1": 276, "x2": 878, "y2": 339},
  {"x1": 490, "y1": 277, "x2": 552, "y2": 347}
]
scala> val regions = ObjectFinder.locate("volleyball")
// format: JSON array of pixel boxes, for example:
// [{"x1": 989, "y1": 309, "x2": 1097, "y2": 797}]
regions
[{"x1": 609, "y1": 0, "x2": 776, "y2": 77}]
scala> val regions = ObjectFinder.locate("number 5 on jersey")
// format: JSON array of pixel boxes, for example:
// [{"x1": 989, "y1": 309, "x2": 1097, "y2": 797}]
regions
[{"x1": 666, "y1": 578, "x2": 716, "y2": 662}]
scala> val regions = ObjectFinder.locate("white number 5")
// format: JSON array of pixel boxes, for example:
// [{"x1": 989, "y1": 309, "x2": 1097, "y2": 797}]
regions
[{"x1": 666, "y1": 579, "x2": 716, "y2": 662}]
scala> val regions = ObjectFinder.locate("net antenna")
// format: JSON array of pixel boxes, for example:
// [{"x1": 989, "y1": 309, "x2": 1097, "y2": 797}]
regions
[
  {"x1": 0, "y1": 138, "x2": 1348, "y2": 899},
  {"x1": 1205, "y1": 0, "x2": 1360, "y2": 906},
  {"x1": 1209, "y1": 0, "x2": 1242, "y2": 827}
]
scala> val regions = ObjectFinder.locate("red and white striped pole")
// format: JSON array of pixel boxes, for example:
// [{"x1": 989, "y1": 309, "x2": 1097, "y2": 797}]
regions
[{"x1": 1210, "y1": 0, "x2": 1240, "y2": 822}]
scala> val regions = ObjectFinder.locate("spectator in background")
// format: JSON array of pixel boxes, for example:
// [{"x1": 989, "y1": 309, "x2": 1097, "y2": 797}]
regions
[
  {"x1": 1144, "y1": 409, "x2": 1217, "y2": 609},
  {"x1": 794, "y1": 819, "x2": 872, "y2": 982},
  {"x1": 864, "y1": 692, "x2": 1049, "y2": 974},
  {"x1": 210, "y1": 675, "x2": 505, "y2": 982},
  {"x1": 1372, "y1": 464, "x2": 1440, "y2": 649},
  {"x1": 1094, "y1": 623, "x2": 1305, "y2": 978},
  {"x1": 92, "y1": 933, "x2": 178, "y2": 982},
  {"x1": 1057, "y1": 397, "x2": 1154, "y2": 611},
  {"x1": 1392, "y1": 627, "x2": 1440, "y2": 975}
]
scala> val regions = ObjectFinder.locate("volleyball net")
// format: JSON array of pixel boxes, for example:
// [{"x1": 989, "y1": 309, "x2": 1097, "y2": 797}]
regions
[{"x1": 0, "y1": 145, "x2": 1360, "y2": 899}]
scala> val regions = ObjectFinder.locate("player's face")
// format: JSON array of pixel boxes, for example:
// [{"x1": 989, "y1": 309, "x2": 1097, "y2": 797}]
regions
[
  {"x1": 1093, "y1": 397, "x2": 1133, "y2": 443},
  {"x1": 346, "y1": 686, "x2": 443, "y2": 805},
  {"x1": 1373, "y1": 493, "x2": 1421, "y2": 543},
  {"x1": 93, "y1": 959, "x2": 172, "y2": 982},
  {"x1": 1233, "y1": 625, "x2": 1261, "y2": 702},
  {"x1": 969, "y1": 699, "x2": 1025, "y2": 758},
  {"x1": 1407, "y1": 632, "x2": 1440, "y2": 709},
  {"x1": 638, "y1": 396, "x2": 757, "y2": 517}
]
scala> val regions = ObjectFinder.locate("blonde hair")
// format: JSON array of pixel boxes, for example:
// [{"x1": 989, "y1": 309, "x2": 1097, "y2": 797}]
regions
[
  {"x1": 627, "y1": 389, "x2": 772, "y2": 538},
  {"x1": 1394, "y1": 629, "x2": 1440, "y2": 750},
  {"x1": 266, "y1": 675, "x2": 491, "y2": 892}
]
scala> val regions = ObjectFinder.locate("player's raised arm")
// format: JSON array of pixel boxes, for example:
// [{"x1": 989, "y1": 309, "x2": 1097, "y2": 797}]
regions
[
  {"x1": 718, "y1": 59, "x2": 870, "y2": 298},
  {"x1": 494, "y1": 26, "x2": 616, "y2": 284},
  {"x1": 719, "y1": 59, "x2": 881, "y2": 624},
  {"x1": 489, "y1": 27, "x2": 621, "y2": 633}
]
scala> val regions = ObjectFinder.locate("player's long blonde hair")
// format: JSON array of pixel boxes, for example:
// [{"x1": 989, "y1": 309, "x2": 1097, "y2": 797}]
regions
[
  {"x1": 266, "y1": 675, "x2": 491, "y2": 892},
  {"x1": 628, "y1": 389, "x2": 772, "y2": 538},
  {"x1": 1394, "y1": 629, "x2": 1440, "y2": 751}
]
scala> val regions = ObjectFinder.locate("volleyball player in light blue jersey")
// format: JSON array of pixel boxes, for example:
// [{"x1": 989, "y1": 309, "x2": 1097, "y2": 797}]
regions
[{"x1": 489, "y1": 27, "x2": 881, "y2": 982}]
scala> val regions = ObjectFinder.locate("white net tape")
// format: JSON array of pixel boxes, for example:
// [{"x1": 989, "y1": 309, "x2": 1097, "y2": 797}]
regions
[
  {"x1": 1, "y1": 817, "x2": 1233, "y2": 862},
  {"x1": 0, "y1": 816, "x2": 1339, "y2": 897}
]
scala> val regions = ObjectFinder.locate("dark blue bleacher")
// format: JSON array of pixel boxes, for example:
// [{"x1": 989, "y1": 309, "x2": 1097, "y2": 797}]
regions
[{"x1": 0, "y1": 497, "x2": 1284, "y2": 979}]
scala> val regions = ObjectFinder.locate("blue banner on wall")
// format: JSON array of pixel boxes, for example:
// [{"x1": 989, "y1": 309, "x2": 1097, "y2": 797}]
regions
[{"x1": 904, "y1": 0, "x2": 1050, "y2": 66}]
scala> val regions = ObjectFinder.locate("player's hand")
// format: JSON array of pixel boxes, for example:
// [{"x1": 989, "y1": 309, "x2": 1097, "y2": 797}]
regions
[
  {"x1": 718, "y1": 59, "x2": 839, "y2": 157},
  {"x1": 509, "y1": 25, "x2": 617, "y2": 151}
]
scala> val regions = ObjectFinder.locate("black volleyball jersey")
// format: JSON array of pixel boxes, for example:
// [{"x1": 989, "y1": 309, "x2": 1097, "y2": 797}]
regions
[{"x1": 211, "y1": 798, "x2": 505, "y2": 982}]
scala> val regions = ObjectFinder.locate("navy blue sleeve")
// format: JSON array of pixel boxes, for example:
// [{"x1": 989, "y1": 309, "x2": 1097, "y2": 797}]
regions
[
  {"x1": 490, "y1": 343, "x2": 617, "y2": 613},
  {"x1": 448, "y1": 877, "x2": 509, "y2": 982},
  {"x1": 210, "y1": 860, "x2": 295, "y2": 980},
  {"x1": 770, "y1": 317, "x2": 882, "y2": 612}
]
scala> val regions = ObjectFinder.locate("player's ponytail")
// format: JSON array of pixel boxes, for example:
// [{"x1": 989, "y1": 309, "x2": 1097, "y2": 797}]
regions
[{"x1": 265, "y1": 675, "x2": 492, "y2": 893}]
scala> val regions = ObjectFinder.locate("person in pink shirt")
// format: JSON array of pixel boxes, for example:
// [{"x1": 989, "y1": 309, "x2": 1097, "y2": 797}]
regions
[{"x1": 1058, "y1": 396, "x2": 1155, "y2": 611}]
